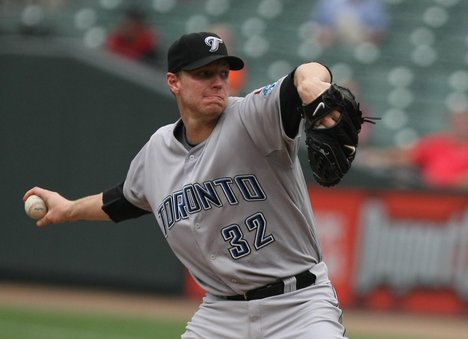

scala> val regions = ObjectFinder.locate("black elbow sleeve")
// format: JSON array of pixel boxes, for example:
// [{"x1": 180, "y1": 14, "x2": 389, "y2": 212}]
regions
[
  {"x1": 280, "y1": 71, "x2": 303, "y2": 138},
  {"x1": 102, "y1": 182, "x2": 151, "y2": 222}
]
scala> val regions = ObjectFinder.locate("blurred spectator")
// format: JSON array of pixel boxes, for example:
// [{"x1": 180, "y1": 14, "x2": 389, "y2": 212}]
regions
[
  {"x1": 12, "y1": 0, "x2": 66, "y2": 36},
  {"x1": 311, "y1": 0, "x2": 390, "y2": 48},
  {"x1": 359, "y1": 106, "x2": 468, "y2": 190},
  {"x1": 105, "y1": 8, "x2": 161, "y2": 66},
  {"x1": 210, "y1": 23, "x2": 247, "y2": 96}
]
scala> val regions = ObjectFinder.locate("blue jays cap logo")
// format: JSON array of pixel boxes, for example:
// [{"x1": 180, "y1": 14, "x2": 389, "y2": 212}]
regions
[
  {"x1": 205, "y1": 36, "x2": 224, "y2": 52},
  {"x1": 167, "y1": 32, "x2": 244, "y2": 73}
]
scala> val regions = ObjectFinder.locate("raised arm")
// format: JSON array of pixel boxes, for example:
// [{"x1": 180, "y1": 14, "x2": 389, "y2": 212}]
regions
[
  {"x1": 280, "y1": 62, "x2": 335, "y2": 138},
  {"x1": 293, "y1": 62, "x2": 372, "y2": 187},
  {"x1": 23, "y1": 187, "x2": 110, "y2": 227},
  {"x1": 294, "y1": 62, "x2": 332, "y2": 104},
  {"x1": 293, "y1": 62, "x2": 340, "y2": 130}
]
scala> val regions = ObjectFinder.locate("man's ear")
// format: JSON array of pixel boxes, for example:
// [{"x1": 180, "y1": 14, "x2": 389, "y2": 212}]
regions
[{"x1": 166, "y1": 72, "x2": 179, "y2": 94}]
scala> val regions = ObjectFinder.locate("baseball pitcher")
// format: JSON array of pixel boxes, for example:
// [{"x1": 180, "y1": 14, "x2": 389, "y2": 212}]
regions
[{"x1": 24, "y1": 31, "x2": 371, "y2": 338}]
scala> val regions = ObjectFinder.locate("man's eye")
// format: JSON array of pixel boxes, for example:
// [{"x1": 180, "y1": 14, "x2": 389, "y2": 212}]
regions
[{"x1": 193, "y1": 70, "x2": 229, "y2": 80}]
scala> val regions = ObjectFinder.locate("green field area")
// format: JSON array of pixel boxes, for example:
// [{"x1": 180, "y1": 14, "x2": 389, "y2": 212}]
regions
[
  {"x1": 0, "y1": 306, "x2": 184, "y2": 339},
  {"x1": 0, "y1": 305, "x2": 420, "y2": 339}
]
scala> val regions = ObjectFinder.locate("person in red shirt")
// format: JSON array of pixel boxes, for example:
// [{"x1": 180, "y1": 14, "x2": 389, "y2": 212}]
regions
[
  {"x1": 105, "y1": 8, "x2": 160, "y2": 66},
  {"x1": 409, "y1": 108, "x2": 468, "y2": 188},
  {"x1": 360, "y1": 107, "x2": 468, "y2": 189}
]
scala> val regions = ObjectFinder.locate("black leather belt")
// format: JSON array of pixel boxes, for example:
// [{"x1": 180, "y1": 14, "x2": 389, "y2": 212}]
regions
[{"x1": 226, "y1": 270, "x2": 316, "y2": 301}]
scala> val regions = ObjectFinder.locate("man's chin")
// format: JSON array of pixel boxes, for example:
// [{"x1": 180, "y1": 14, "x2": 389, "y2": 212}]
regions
[{"x1": 204, "y1": 101, "x2": 226, "y2": 113}]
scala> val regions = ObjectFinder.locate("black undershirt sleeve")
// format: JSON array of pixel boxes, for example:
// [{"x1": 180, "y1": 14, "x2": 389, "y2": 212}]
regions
[
  {"x1": 102, "y1": 182, "x2": 151, "y2": 222},
  {"x1": 279, "y1": 64, "x2": 333, "y2": 138},
  {"x1": 280, "y1": 70, "x2": 303, "y2": 139}
]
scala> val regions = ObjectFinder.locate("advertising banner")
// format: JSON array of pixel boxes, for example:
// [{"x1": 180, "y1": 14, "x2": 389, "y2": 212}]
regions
[
  {"x1": 310, "y1": 187, "x2": 468, "y2": 314},
  {"x1": 186, "y1": 186, "x2": 468, "y2": 314}
]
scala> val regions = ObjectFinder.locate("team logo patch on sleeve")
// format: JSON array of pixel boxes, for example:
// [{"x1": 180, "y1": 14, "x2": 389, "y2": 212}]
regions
[{"x1": 254, "y1": 81, "x2": 278, "y2": 97}]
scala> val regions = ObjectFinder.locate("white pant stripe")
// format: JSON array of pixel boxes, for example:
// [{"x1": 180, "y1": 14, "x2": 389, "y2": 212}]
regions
[{"x1": 282, "y1": 276, "x2": 297, "y2": 293}]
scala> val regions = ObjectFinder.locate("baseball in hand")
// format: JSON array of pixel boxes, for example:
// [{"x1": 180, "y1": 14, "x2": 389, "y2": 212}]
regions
[{"x1": 25, "y1": 195, "x2": 47, "y2": 220}]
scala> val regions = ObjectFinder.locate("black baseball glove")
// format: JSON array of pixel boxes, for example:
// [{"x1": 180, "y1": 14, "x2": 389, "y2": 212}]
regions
[{"x1": 300, "y1": 84, "x2": 376, "y2": 187}]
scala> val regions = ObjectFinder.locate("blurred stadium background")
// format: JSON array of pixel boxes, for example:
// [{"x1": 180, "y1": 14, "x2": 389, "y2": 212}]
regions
[{"x1": 1, "y1": 0, "x2": 468, "y2": 338}]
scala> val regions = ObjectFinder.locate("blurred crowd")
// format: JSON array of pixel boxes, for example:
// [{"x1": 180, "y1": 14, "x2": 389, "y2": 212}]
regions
[
  {"x1": 358, "y1": 105, "x2": 468, "y2": 191},
  {"x1": 311, "y1": 0, "x2": 390, "y2": 48},
  {"x1": 104, "y1": 8, "x2": 161, "y2": 67},
  {"x1": 3, "y1": 0, "x2": 468, "y2": 192}
]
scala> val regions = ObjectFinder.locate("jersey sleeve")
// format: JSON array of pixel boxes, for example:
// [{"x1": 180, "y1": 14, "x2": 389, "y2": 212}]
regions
[
  {"x1": 237, "y1": 72, "x2": 301, "y2": 156},
  {"x1": 121, "y1": 141, "x2": 153, "y2": 211},
  {"x1": 237, "y1": 63, "x2": 332, "y2": 155}
]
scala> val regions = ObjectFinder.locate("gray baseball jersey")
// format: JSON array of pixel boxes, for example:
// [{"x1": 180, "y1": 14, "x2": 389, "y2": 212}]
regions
[{"x1": 123, "y1": 76, "x2": 322, "y2": 297}]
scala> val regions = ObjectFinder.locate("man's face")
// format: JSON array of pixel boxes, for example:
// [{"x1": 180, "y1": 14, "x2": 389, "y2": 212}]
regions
[{"x1": 168, "y1": 60, "x2": 230, "y2": 121}]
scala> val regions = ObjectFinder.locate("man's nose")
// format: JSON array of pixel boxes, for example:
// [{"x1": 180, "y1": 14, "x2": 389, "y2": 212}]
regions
[{"x1": 212, "y1": 73, "x2": 227, "y2": 86}]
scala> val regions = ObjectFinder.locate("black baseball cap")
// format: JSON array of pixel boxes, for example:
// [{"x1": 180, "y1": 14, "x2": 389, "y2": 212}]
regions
[{"x1": 167, "y1": 32, "x2": 244, "y2": 73}]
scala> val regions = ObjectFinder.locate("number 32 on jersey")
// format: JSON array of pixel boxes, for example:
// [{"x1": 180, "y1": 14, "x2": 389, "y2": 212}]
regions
[{"x1": 221, "y1": 212, "x2": 275, "y2": 259}]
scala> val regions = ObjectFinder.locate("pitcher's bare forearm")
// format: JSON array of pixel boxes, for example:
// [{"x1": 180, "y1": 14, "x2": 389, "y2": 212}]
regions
[{"x1": 67, "y1": 193, "x2": 111, "y2": 222}]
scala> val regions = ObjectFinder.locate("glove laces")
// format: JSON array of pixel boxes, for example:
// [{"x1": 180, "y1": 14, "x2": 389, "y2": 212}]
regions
[{"x1": 362, "y1": 117, "x2": 380, "y2": 124}]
